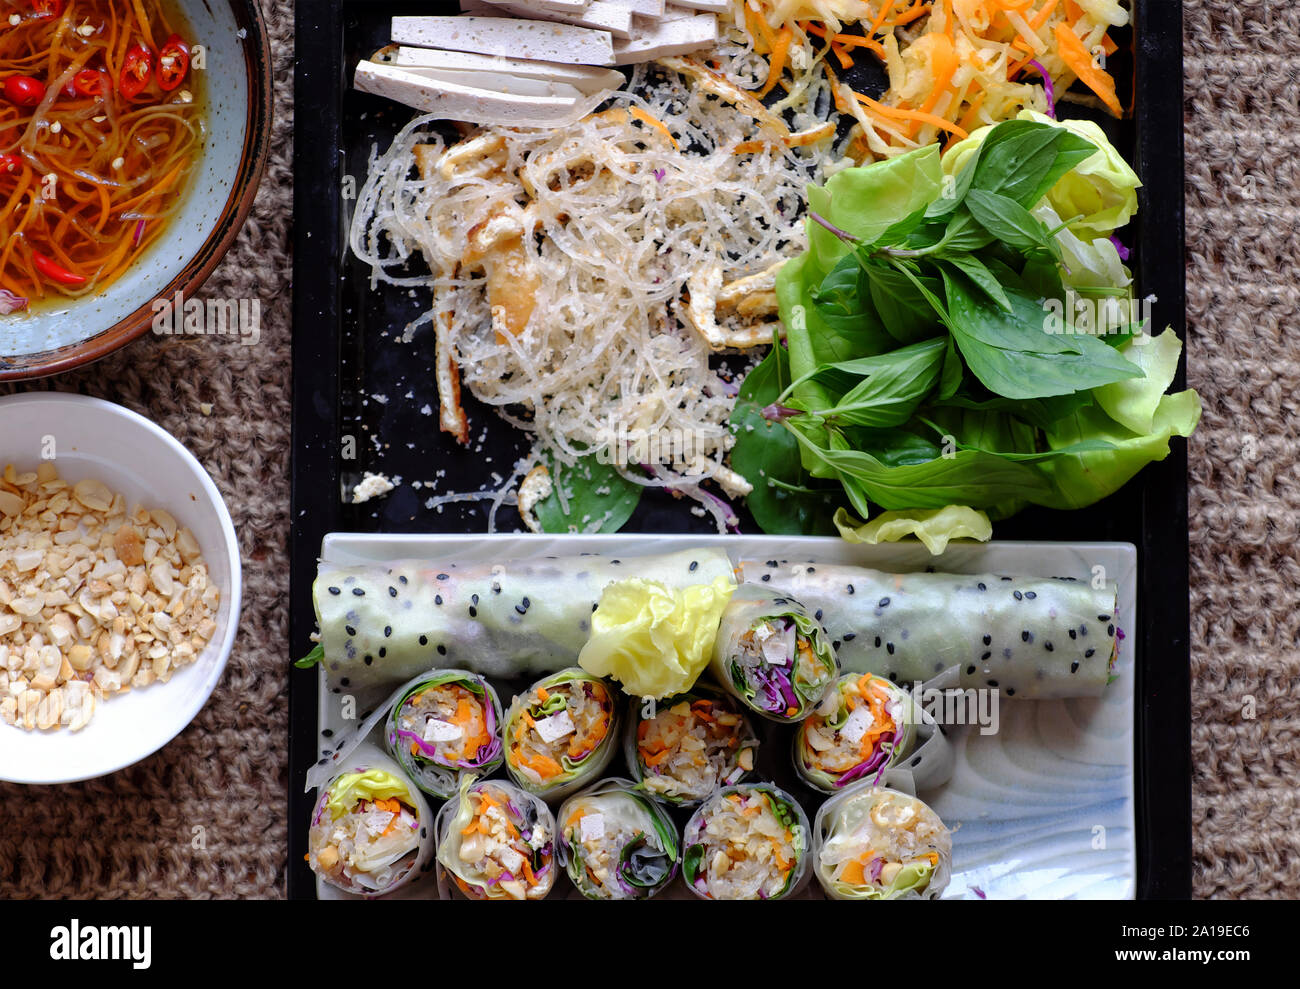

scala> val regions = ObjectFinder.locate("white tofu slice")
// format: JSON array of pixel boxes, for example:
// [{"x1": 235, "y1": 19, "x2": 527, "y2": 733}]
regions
[
  {"x1": 481, "y1": 0, "x2": 636, "y2": 39},
  {"x1": 379, "y1": 46, "x2": 626, "y2": 95},
  {"x1": 394, "y1": 67, "x2": 588, "y2": 99},
  {"x1": 612, "y1": 13, "x2": 716, "y2": 64},
  {"x1": 391, "y1": 15, "x2": 616, "y2": 65},
  {"x1": 354, "y1": 60, "x2": 585, "y2": 123},
  {"x1": 604, "y1": 0, "x2": 666, "y2": 16},
  {"x1": 671, "y1": 0, "x2": 730, "y2": 11},
  {"x1": 482, "y1": 0, "x2": 593, "y2": 12}
]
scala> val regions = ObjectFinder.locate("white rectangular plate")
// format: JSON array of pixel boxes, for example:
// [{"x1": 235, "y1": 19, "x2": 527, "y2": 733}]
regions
[{"x1": 312, "y1": 533, "x2": 1137, "y2": 900}]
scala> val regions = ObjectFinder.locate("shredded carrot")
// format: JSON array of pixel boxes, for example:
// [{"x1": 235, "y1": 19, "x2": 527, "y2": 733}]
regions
[
  {"x1": 761, "y1": 25, "x2": 793, "y2": 96},
  {"x1": 870, "y1": 0, "x2": 900, "y2": 34},
  {"x1": 1053, "y1": 22, "x2": 1121, "y2": 116},
  {"x1": 856, "y1": 92, "x2": 971, "y2": 138},
  {"x1": 535, "y1": 686, "x2": 549, "y2": 702},
  {"x1": 829, "y1": 39, "x2": 854, "y2": 70},
  {"x1": 1029, "y1": 0, "x2": 1058, "y2": 30},
  {"x1": 629, "y1": 106, "x2": 680, "y2": 149}
]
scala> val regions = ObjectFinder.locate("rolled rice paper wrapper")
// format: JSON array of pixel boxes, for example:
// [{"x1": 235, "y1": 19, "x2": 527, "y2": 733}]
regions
[
  {"x1": 682, "y1": 783, "x2": 811, "y2": 900},
  {"x1": 435, "y1": 776, "x2": 557, "y2": 901},
  {"x1": 307, "y1": 742, "x2": 434, "y2": 897},
  {"x1": 812, "y1": 783, "x2": 952, "y2": 900},
  {"x1": 313, "y1": 549, "x2": 735, "y2": 701},
  {"x1": 387, "y1": 670, "x2": 505, "y2": 799},
  {"x1": 306, "y1": 667, "x2": 504, "y2": 794},
  {"x1": 708, "y1": 586, "x2": 838, "y2": 723},
  {"x1": 556, "y1": 778, "x2": 680, "y2": 900},
  {"x1": 794, "y1": 673, "x2": 953, "y2": 793},
  {"x1": 740, "y1": 561, "x2": 1120, "y2": 699},
  {"x1": 623, "y1": 685, "x2": 760, "y2": 808},
  {"x1": 504, "y1": 668, "x2": 620, "y2": 803}
]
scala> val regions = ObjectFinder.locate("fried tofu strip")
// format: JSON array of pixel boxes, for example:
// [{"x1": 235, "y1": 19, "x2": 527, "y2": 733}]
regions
[{"x1": 685, "y1": 260, "x2": 786, "y2": 350}]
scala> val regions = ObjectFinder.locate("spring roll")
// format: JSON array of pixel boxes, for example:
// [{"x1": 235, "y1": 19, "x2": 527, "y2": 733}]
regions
[
  {"x1": 709, "y1": 587, "x2": 838, "y2": 723},
  {"x1": 307, "y1": 743, "x2": 433, "y2": 897},
  {"x1": 812, "y1": 784, "x2": 952, "y2": 900},
  {"x1": 682, "y1": 784, "x2": 811, "y2": 900},
  {"x1": 387, "y1": 670, "x2": 504, "y2": 799},
  {"x1": 306, "y1": 549, "x2": 734, "y2": 697},
  {"x1": 740, "y1": 561, "x2": 1120, "y2": 699},
  {"x1": 624, "y1": 685, "x2": 759, "y2": 807},
  {"x1": 436, "y1": 777, "x2": 557, "y2": 900},
  {"x1": 556, "y1": 778, "x2": 680, "y2": 900},
  {"x1": 504, "y1": 668, "x2": 619, "y2": 802},
  {"x1": 795, "y1": 673, "x2": 916, "y2": 791}
]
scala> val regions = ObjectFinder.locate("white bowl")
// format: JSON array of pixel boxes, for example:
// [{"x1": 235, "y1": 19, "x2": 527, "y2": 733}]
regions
[{"x1": 0, "y1": 393, "x2": 241, "y2": 783}]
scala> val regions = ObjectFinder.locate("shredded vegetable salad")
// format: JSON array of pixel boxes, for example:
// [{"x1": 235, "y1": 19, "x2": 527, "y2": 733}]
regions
[
  {"x1": 628, "y1": 688, "x2": 760, "y2": 805},
  {"x1": 730, "y1": 0, "x2": 1129, "y2": 158}
]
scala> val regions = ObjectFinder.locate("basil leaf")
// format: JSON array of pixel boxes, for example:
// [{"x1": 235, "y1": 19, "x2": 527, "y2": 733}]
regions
[
  {"x1": 729, "y1": 344, "x2": 841, "y2": 535},
  {"x1": 682, "y1": 843, "x2": 705, "y2": 884},
  {"x1": 294, "y1": 643, "x2": 324, "y2": 669},
  {"x1": 809, "y1": 337, "x2": 947, "y2": 427},
  {"x1": 940, "y1": 254, "x2": 1011, "y2": 311},
  {"x1": 942, "y1": 270, "x2": 1143, "y2": 399},
  {"x1": 964, "y1": 189, "x2": 1054, "y2": 253},
  {"x1": 535, "y1": 453, "x2": 642, "y2": 535},
  {"x1": 865, "y1": 261, "x2": 946, "y2": 344}
]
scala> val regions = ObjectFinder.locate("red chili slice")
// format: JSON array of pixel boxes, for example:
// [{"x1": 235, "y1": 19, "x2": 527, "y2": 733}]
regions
[
  {"x1": 157, "y1": 34, "x2": 190, "y2": 92},
  {"x1": 0, "y1": 153, "x2": 23, "y2": 174},
  {"x1": 3, "y1": 75, "x2": 45, "y2": 108},
  {"x1": 120, "y1": 43, "x2": 154, "y2": 100},
  {"x1": 32, "y1": 251, "x2": 87, "y2": 287},
  {"x1": 31, "y1": 0, "x2": 64, "y2": 17},
  {"x1": 72, "y1": 69, "x2": 109, "y2": 98}
]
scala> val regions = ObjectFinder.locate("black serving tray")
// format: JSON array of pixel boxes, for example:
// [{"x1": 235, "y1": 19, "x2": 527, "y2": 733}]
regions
[{"x1": 290, "y1": 0, "x2": 1190, "y2": 899}]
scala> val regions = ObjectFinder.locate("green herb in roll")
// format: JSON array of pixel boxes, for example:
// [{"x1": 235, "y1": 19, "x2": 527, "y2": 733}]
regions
[
  {"x1": 813, "y1": 784, "x2": 951, "y2": 900},
  {"x1": 505, "y1": 668, "x2": 619, "y2": 801},
  {"x1": 682, "y1": 784, "x2": 810, "y2": 900},
  {"x1": 386, "y1": 669, "x2": 504, "y2": 799},
  {"x1": 710, "y1": 588, "x2": 838, "y2": 723},
  {"x1": 557, "y1": 779, "x2": 679, "y2": 900}
]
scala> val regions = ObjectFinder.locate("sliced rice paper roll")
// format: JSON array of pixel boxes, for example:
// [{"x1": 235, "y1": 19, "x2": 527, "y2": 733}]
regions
[
  {"x1": 436, "y1": 776, "x2": 557, "y2": 901},
  {"x1": 307, "y1": 743, "x2": 434, "y2": 897},
  {"x1": 796, "y1": 673, "x2": 920, "y2": 792},
  {"x1": 709, "y1": 587, "x2": 838, "y2": 723},
  {"x1": 504, "y1": 668, "x2": 619, "y2": 802},
  {"x1": 556, "y1": 778, "x2": 680, "y2": 900},
  {"x1": 309, "y1": 549, "x2": 734, "y2": 700},
  {"x1": 682, "y1": 784, "x2": 811, "y2": 900},
  {"x1": 812, "y1": 783, "x2": 952, "y2": 900},
  {"x1": 624, "y1": 685, "x2": 759, "y2": 807},
  {"x1": 739, "y1": 561, "x2": 1120, "y2": 699},
  {"x1": 387, "y1": 670, "x2": 505, "y2": 799}
]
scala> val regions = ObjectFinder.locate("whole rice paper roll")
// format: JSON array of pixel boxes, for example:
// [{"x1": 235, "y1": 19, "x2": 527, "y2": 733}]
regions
[
  {"x1": 556, "y1": 778, "x2": 680, "y2": 900},
  {"x1": 682, "y1": 783, "x2": 811, "y2": 900},
  {"x1": 812, "y1": 783, "x2": 952, "y2": 900},
  {"x1": 307, "y1": 743, "x2": 434, "y2": 897},
  {"x1": 307, "y1": 549, "x2": 734, "y2": 700},
  {"x1": 504, "y1": 668, "x2": 619, "y2": 802},
  {"x1": 740, "y1": 561, "x2": 1120, "y2": 699},
  {"x1": 709, "y1": 587, "x2": 838, "y2": 723},
  {"x1": 436, "y1": 776, "x2": 557, "y2": 901},
  {"x1": 796, "y1": 673, "x2": 928, "y2": 792},
  {"x1": 624, "y1": 685, "x2": 760, "y2": 807},
  {"x1": 386, "y1": 670, "x2": 504, "y2": 799}
]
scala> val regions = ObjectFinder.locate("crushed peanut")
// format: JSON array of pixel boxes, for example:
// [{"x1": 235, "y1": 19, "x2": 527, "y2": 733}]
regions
[{"x1": 0, "y1": 463, "x2": 219, "y2": 732}]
